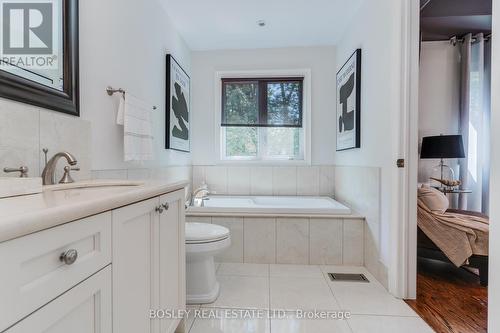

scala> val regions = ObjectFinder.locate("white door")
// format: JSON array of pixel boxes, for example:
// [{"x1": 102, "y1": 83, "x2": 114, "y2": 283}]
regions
[
  {"x1": 5, "y1": 266, "x2": 112, "y2": 333},
  {"x1": 112, "y1": 197, "x2": 160, "y2": 333},
  {"x1": 158, "y1": 190, "x2": 186, "y2": 333}
]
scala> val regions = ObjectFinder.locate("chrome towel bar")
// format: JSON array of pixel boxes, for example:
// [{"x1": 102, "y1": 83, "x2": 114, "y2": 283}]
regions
[{"x1": 106, "y1": 86, "x2": 157, "y2": 110}]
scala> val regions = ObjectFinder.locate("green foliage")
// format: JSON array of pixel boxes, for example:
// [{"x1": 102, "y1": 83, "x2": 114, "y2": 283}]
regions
[
  {"x1": 224, "y1": 82, "x2": 258, "y2": 125},
  {"x1": 225, "y1": 127, "x2": 257, "y2": 157},
  {"x1": 267, "y1": 82, "x2": 301, "y2": 125}
]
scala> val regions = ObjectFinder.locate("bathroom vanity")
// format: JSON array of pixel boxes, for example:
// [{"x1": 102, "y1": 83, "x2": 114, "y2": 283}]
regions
[{"x1": 0, "y1": 180, "x2": 188, "y2": 333}]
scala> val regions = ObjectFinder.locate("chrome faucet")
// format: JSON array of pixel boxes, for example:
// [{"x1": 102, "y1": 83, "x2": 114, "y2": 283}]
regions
[
  {"x1": 191, "y1": 183, "x2": 213, "y2": 207},
  {"x1": 41, "y1": 152, "x2": 78, "y2": 185}
]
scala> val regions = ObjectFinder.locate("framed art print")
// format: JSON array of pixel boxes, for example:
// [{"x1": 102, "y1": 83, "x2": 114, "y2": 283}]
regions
[
  {"x1": 166, "y1": 55, "x2": 190, "y2": 152},
  {"x1": 336, "y1": 49, "x2": 361, "y2": 151}
]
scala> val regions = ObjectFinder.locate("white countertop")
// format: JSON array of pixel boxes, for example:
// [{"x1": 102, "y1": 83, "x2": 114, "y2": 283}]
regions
[{"x1": 0, "y1": 179, "x2": 188, "y2": 243}]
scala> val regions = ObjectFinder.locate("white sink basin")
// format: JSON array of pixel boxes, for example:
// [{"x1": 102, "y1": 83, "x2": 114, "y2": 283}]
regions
[{"x1": 44, "y1": 180, "x2": 145, "y2": 192}]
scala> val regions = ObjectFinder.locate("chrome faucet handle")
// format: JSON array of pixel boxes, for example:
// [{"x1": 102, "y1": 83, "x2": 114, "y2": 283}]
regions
[
  {"x1": 59, "y1": 165, "x2": 80, "y2": 184},
  {"x1": 3, "y1": 166, "x2": 29, "y2": 178}
]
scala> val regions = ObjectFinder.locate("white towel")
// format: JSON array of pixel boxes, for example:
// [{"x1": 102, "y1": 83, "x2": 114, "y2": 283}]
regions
[{"x1": 116, "y1": 93, "x2": 154, "y2": 161}]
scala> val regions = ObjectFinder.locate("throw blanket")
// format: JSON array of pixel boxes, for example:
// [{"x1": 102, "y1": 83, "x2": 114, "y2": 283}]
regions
[{"x1": 418, "y1": 199, "x2": 489, "y2": 267}]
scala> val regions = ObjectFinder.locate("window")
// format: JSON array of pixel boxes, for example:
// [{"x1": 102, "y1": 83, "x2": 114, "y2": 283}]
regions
[{"x1": 220, "y1": 77, "x2": 306, "y2": 162}]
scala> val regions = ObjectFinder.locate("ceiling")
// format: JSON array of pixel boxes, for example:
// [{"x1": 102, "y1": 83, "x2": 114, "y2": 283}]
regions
[
  {"x1": 420, "y1": 0, "x2": 492, "y2": 41},
  {"x1": 163, "y1": 0, "x2": 365, "y2": 51}
]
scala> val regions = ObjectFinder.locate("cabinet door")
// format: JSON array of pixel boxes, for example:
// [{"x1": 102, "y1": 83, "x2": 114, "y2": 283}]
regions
[
  {"x1": 5, "y1": 266, "x2": 112, "y2": 333},
  {"x1": 0, "y1": 212, "x2": 112, "y2": 331},
  {"x1": 158, "y1": 190, "x2": 186, "y2": 333},
  {"x1": 112, "y1": 197, "x2": 159, "y2": 333}
]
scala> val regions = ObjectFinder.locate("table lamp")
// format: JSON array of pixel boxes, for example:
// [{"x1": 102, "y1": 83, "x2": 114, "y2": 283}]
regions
[{"x1": 420, "y1": 134, "x2": 465, "y2": 188}]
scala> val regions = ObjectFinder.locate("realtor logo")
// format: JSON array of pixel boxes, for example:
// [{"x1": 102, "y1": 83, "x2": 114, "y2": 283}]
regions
[
  {"x1": 0, "y1": 0, "x2": 58, "y2": 70},
  {"x1": 2, "y1": 2, "x2": 53, "y2": 54}
]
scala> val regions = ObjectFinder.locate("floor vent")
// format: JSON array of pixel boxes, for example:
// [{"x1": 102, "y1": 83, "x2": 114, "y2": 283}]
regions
[{"x1": 327, "y1": 273, "x2": 369, "y2": 283}]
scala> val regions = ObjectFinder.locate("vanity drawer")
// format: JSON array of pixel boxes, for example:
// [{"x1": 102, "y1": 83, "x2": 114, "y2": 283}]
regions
[{"x1": 0, "y1": 212, "x2": 112, "y2": 331}]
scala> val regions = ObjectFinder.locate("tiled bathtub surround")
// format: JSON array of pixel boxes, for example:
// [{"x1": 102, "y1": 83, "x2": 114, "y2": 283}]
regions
[
  {"x1": 334, "y1": 166, "x2": 386, "y2": 288},
  {"x1": 192, "y1": 165, "x2": 335, "y2": 196},
  {"x1": 186, "y1": 215, "x2": 365, "y2": 265},
  {"x1": 190, "y1": 164, "x2": 382, "y2": 282},
  {"x1": 0, "y1": 99, "x2": 91, "y2": 181}
]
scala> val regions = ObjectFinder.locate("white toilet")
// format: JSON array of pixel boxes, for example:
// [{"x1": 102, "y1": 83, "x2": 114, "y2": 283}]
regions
[{"x1": 185, "y1": 223, "x2": 231, "y2": 304}]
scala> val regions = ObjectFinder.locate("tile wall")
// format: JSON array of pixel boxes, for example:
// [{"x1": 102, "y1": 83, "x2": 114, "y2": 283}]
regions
[
  {"x1": 192, "y1": 165, "x2": 335, "y2": 196},
  {"x1": 0, "y1": 100, "x2": 91, "y2": 181},
  {"x1": 0, "y1": 99, "x2": 192, "y2": 187},
  {"x1": 189, "y1": 164, "x2": 384, "y2": 286},
  {"x1": 334, "y1": 166, "x2": 387, "y2": 288},
  {"x1": 187, "y1": 215, "x2": 365, "y2": 266}
]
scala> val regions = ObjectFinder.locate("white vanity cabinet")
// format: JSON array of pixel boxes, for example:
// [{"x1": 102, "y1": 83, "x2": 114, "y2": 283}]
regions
[
  {"x1": 158, "y1": 192, "x2": 186, "y2": 333},
  {"x1": 5, "y1": 266, "x2": 112, "y2": 333},
  {"x1": 0, "y1": 186, "x2": 186, "y2": 333},
  {"x1": 0, "y1": 212, "x2": 112, "y2": 332},
  {"x1": 112, "y1": 189, "x2": 186, "y2": 333},
  {"x1": 112, "y1": 197, "x2": 158, "y2": 333}
]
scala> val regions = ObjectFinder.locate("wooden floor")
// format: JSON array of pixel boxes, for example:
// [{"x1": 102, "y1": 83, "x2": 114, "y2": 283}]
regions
[{"x1": 405, "y1": 258, "x2": 488, "y2": 333}]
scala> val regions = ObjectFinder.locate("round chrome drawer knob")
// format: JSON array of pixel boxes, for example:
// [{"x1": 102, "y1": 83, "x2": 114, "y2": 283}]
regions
[
  {"x1": 155, "y1": 206, "x2": 164, "y2": 214},
  {"x1": 60, "y1": 249, "x2": 78, "y2": 265},
  {"x1": 162, "y1": 203, "x2": 169, "y2": 210}
]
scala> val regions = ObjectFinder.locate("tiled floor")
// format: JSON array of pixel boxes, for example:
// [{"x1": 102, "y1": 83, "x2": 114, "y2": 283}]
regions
[{"x1": 184, "y1": 263, "x2": 435, "y2": 333}]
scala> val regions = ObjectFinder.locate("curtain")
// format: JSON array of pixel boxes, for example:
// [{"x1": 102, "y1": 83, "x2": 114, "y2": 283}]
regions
[{"x1": 459, "y1": 33, "x2": 491, "y2": 214}]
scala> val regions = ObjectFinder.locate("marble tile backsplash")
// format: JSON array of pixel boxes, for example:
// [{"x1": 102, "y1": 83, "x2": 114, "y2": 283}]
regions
[
  {"x1": 0, "y1": 99, "x2": 91, "y2": 181},
  {"x1": 193, "y1": 165, "x2": 336, "y2": 197},
  {"x1": 1, "y1": 99, "x2": 191, "y2": 188}
]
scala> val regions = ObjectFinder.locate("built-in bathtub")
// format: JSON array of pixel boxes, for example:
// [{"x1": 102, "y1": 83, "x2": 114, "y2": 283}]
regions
[
  {"x1": 188, "y1": 195, "x2": 351, "y2": 215},
  {"x1": 186, "y1": 195, "x2": 365, "y2": 266}
]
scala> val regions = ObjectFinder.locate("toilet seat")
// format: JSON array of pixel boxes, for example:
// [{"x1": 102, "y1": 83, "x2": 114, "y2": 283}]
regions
[{"x1": 186, "y1": 223, "x2": 230, "y2": 244}]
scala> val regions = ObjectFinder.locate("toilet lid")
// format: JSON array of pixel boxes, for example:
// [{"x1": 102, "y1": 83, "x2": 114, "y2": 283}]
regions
[{"x1": 186, "y1": 223, "x2": 230, "y2": 243}]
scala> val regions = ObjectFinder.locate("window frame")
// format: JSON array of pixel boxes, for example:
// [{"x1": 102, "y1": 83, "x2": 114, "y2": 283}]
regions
[{"x1": 215, "y1": 69, "x2": 312, "y2": 165}]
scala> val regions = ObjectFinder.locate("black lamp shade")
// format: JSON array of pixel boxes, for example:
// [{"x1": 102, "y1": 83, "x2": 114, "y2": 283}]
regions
[{"x1": 420, "y1": 135, "x2": 465, "y2": 159}]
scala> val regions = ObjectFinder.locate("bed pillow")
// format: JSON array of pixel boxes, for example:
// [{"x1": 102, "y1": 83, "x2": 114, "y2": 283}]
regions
[{"x1": 418, "y1": 185, "x2": 449, "y2": 214}]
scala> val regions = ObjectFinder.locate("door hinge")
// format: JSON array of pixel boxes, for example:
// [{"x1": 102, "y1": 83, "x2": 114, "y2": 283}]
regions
[{"x1": 397, "y1": 159, "x2": 405, "y2": 168}]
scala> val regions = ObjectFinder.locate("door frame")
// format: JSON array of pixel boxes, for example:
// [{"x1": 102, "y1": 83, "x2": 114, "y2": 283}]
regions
[{"x1": 395, "y1": 0, "x2": 420, "y2": 299}]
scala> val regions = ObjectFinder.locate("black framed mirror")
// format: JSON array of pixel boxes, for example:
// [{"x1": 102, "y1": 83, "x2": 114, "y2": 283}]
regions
[{"x1": 0, "y1": 0, "x2": 79, "y2": 116}]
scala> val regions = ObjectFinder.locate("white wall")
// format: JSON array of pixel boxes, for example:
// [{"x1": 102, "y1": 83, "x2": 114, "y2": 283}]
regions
[
  {"x1": 418, "y1": 42, "x2": 461, "y2": 183},
  {"x1": 80, "y1": 0, "x2": 191, "y2": 170},
  {"x1": 334, "y1": 0, "x2": 404, "y2": 283},
  {"x1": 0, "y1": 0, "x2": 192, "y2": 178},
  {"x1": 190, "y1": 46, "x2": 337, "y2": 166},
  {"x1": 488, "y1": 1, "x2": 500, "y2": 330}
]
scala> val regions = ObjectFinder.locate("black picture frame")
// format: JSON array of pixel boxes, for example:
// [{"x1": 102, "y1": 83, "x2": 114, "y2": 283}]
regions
[
  {"x1": 166, "y1": 54, "x2": 190, "y2": 152},
  {"x1": 336, "y1": 49, "x2": 361, "y2": 151},
  {"x1": 0, "y1": 0, "x2": 80, "y2": 116}
]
